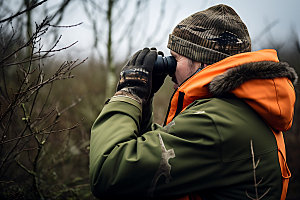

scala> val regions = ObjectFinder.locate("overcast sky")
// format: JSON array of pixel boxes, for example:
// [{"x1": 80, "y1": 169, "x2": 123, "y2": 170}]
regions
[{"x1": 58, "y1": 0, "x2": 300, "y2": 60}]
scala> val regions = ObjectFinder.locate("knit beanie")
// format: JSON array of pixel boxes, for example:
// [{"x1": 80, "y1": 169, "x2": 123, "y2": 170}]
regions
[{"x1": 167, "y1": 4, "x2": 251, "y2": 65}]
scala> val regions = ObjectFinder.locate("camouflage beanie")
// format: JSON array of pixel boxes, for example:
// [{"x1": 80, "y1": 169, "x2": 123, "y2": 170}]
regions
[{"x1": 167, "y1": 4, "x2": 251, "y2": 65}]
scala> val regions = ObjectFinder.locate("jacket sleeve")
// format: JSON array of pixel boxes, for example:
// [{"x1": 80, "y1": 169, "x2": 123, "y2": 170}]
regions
[{"x1": 89, "y1": 96, "x2": 222, "y2": 198}]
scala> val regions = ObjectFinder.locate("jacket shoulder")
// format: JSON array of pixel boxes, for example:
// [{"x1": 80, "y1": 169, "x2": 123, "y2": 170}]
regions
[{"x1": 180, "y1": 96, "x2": 278, "y2": 161}]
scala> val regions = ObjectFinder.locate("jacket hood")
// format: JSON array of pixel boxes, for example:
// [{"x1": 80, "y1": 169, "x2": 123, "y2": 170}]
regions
[
  {"x1": 166, "y1": 49, "x2": 298, "y2": 131},
  {"x1": 209, "y1": 61, "x2": 297, "y2": 96},
  {"x1": 209, "y1": 55, "x2": 297, "y2": 131}
]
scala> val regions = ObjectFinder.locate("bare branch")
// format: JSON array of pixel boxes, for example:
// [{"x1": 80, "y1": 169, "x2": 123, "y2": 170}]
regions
[
  {"x1": 246, "y1": 140, "x2": 270, "y2": 200},
  {"x1": 145, "y1": 0, "x2": 166, "y2": 45},
  {"x1": 57, "y1": 97, "x2": 82, "y2": 115},
  {"x1": 48, "y1": 22, "x2": 83, "y2": 28},
  {"x1": 0, "y1": 17, "x2": 51, "y2": 66},
  {"x1": 0, "y1": 0, "x2": 48, "y2": 24},
  {"x1": 48, "y1": 0, "x2": 72, "y2": 25},
  {"x1": 16, "y1": 159, "x2": 35, "y2": 176},
  {"x1": 258, "y1": 188, "x2": 271, "y2": 200},
  {"x1": 0, "y1": 2, "x2": 86, "y2": 199},
  {"x1": 81, "y1": 0, "x2": 104, "y2": 60},
  {"x1": 39, "y1": 40, "x2": 78, "y2": 53},
  {"x1": 250, "y1": 140, "x2": 259, "y2": 199},
  {"x1": 0, "y1": 122, "x2": 79, "y2": 145}
]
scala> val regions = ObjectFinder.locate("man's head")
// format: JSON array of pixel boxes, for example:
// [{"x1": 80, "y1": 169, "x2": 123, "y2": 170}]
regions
[{"x1": 168, "y1": 4, "x2": 251, "y2": 66}]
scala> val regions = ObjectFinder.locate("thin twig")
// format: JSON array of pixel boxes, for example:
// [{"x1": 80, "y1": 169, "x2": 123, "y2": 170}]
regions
[
  {"x1": 246, "y1": 140, "x2": 270, "y2": 200},
  {"x1": 0, "y1": 0, "x2": 48, "y2": 24},
  {"x1": 48, "y1": 22, "x2": 83, "y2": 28},
  {"x1": 0, "y1": 123, "x2": 79, "y2": 145}
]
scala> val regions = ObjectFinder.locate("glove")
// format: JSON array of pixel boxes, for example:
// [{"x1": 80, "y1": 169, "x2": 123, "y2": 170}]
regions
[{"x1": 116, "y1": 48, "x2": 157, "y2": 105}]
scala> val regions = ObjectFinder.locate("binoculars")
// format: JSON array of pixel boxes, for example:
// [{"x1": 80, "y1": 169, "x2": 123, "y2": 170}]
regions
[{"x1": 153, "y1": 55, "x2": 177, "y2": 76}]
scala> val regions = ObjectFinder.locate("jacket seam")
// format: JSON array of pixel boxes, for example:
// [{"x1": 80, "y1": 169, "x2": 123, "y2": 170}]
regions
[{"x1": 207, "y1": 113, "x2": 224, "y2": 164}]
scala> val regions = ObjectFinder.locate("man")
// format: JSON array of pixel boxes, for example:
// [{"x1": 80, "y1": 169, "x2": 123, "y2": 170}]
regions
[{"x1": 90, "y1": 4, "x2": 297, "y2": 200}]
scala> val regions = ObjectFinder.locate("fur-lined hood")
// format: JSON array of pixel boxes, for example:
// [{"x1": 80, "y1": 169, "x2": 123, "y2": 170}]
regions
[
  {"x1": 209, "y1": 61, "x2": 298, "y2": 96},
  {"x1": 165, "y1": 49, "x2": 298, "y2": 131}
]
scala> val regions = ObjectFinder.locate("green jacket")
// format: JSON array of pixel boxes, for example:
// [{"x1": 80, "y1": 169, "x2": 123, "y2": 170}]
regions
[{"x1": 90, "y1": 50, "x2": 297, "y2": 199}]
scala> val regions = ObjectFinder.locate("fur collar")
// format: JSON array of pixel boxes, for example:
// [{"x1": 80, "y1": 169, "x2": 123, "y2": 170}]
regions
[{"x1": 209, "y1": 61, "x2": 298, "y2": 96}]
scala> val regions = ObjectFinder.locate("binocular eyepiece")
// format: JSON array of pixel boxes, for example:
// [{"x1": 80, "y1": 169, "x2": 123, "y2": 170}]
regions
[{"x1": 153, "y1": 55, "x2": 177, "y2": 76}]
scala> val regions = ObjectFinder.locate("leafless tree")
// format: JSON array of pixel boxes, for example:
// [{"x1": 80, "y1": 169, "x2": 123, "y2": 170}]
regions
[{"x1": 0, "y1": 1, "x2": 86, "y2": 199}]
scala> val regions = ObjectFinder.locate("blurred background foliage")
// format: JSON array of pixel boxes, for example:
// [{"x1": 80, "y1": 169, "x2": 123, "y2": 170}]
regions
[{"x1": 0, "y1": 0, "x2": 299, "y2": 199}]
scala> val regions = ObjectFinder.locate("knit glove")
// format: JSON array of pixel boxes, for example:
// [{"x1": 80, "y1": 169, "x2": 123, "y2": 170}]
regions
[{"x1": 116, "y1": 48, "x2": 157, "y2": 105}]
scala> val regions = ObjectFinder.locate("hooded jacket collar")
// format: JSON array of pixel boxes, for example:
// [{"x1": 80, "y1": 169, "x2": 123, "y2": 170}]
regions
[{"x1": 165, "y1": 49, "x2": 297, "y2": 131}]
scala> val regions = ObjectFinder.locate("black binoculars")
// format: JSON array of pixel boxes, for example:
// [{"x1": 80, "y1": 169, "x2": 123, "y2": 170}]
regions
[{"x1": 153, "y1": 55, "x2": 177, "y2": 76}]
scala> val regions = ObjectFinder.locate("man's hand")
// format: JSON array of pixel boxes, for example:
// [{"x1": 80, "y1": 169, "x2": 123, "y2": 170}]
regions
[{"x1": 116, "y1": 48, "x2": 157, "y2": 105}]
